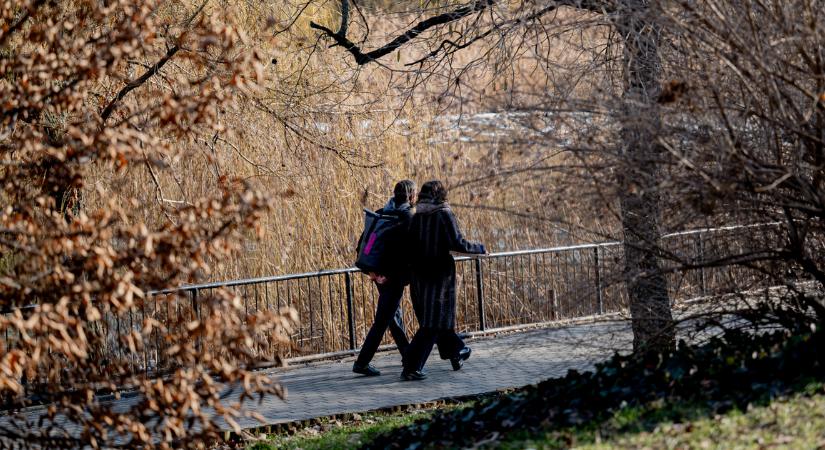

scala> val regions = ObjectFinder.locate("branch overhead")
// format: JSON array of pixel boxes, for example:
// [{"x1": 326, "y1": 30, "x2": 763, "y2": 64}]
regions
[
  {"x1": 310, "y1": 0, "x2": 612, "y2": 65},
  {"x1": 99, "y1": 0, "x2": 208, "y2": 124},
  {"x1": 310, "y1": 0, "x2": 495, "y2": 65},
  {"x1": 100, "y1": 45, "x2": 180, "y2": 124}
]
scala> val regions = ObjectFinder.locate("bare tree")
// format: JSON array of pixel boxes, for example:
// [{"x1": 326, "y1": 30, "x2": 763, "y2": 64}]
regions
[
  {"x1": 653, "y1": 0, "x2": 825, "y2": 326},
  {"x1": 306, "y1": 0, "x2": 678, "y2": 352},
  {"x1": 300, "y1": 0, "x2": 825, "y2": 348}
]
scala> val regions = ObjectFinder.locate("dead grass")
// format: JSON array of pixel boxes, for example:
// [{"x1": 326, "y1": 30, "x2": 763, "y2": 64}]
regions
[{"x1": 79, "y1": 0, "x2": 618, "y2": 293}]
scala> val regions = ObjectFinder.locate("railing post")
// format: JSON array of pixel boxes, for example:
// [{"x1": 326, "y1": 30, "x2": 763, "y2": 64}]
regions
[
  {"x1": 594, "y1": 247, "x2": 603, "y2": 315},
  {"x1": 474, "y1": 257, "x2": 486, "y2": 331},
  {"x1": 191, "y1": 288, "x2": 201, "y2": 352},
  {"x1": 191, "y1": 288, "x2": 200, "y2": 319},
  {"x1": 344, "y1": 272, "x2": 356, "y2": 350},
  {"x1": 696, "y1": 232, "x2": 707, "y2": 296},
  {"x1": 142, "y1": 299, "x2": 149, "y2": 375}
]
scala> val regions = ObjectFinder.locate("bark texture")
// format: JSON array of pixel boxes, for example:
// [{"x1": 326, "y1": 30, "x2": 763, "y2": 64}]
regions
[{"x1": 616, "y1": 0, "x2": 676, "y2": 353}]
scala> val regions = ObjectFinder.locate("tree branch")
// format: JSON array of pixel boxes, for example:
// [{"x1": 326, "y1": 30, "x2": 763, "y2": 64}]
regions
[
  {"x1": 310, "y1": 0, "x2": 496, "y2": 65},
  {"x1": 407, "y1": 0, "x2": 612, "y2": 65},
  {"x1": 350, "y1": 0, "x2": 370, "y2": 44},
  {"x1": 339, "y1": 0, "x2": 350, "y2": 38},
  {"x1": 100, "y1": 44, "x2": 180, "y2": 124},
  {"x1": 251, "y1": 99, "x2": 382, "y2": 168},
  {"x1": 99, "y1": 0, "x2": 208, "y2": 124},
  {"x1": 0, "y1": 0, "x2": 46, "y2": 46},
  {"x1": 311, "y1": 0, "x2": 611, "y2": 65}
]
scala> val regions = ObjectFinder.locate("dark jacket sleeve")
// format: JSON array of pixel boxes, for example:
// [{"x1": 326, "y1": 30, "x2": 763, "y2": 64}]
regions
[{"x1": 441, "y1": 210, "x2": 485, "y2": 255}]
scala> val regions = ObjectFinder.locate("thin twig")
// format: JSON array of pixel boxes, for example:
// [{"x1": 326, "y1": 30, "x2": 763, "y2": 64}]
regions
[{"x1": 99, "y1": 0, "x2": 209, "y2": 124}]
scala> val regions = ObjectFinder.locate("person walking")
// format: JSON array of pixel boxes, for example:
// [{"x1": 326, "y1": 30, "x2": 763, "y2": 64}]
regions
[
  {"x1": 352, "y1": 180, "x2": 417, "y2": 376},
  {"x1": 401, "y1": 180, "x2": 486, "y2": 381}
]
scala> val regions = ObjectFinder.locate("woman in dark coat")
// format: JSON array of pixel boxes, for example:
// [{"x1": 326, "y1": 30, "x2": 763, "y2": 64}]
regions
[{"x1": 401, "y1": 180, "x2": 486, "y2": 380}]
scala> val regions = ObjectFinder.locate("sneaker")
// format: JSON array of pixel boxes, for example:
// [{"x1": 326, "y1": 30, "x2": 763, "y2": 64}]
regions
[
  {"x1": 353, "y1": 363, "x2": 381, "y2": 376},
  {"x1": 400, "y1": 370, "x2": 427, "y2": 381},
  {"x1": 450, "y1": 347, "x2": 471, "y2": 371}
]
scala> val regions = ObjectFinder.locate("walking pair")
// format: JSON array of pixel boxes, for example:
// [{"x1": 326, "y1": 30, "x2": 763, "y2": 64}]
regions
[{"x1": 352, "y1": 180, "x2": 486, "y2": 380}]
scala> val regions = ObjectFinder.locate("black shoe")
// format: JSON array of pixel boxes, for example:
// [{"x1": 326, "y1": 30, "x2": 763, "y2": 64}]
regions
[
  {"x1": 353, "y1": 363, "x2": 381, "y2": 376},
  {"x1": 450, "y1": 347, "x2": 471, "y2": 371},
  {"x1": 400, "y1": 370, "x2": 427, "y2": 381}
]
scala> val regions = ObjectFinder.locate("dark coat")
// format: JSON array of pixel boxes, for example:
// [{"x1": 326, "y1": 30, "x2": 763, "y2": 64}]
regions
[{"x1": 408, "y1": 201, "x2": 485, "y2": 329}]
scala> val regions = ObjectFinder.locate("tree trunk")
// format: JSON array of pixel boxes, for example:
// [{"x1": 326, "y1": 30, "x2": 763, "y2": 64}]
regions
[{"x1": 616, "y1": 0, "x2": 675, "y2": 353}]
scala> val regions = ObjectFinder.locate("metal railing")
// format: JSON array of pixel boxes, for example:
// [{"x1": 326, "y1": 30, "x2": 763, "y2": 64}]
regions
[{"x1": 2, "y1": 222, "x2": 784, "y2": 376}]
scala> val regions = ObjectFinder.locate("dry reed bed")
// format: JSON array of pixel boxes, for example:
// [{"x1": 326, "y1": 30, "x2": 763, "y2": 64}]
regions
[
  {"x1": 71, "y1": 1, "x2": 623, "y2": 368},
  {"x1": 83, "y1": 2, "x2": 618, "y2": 278}
]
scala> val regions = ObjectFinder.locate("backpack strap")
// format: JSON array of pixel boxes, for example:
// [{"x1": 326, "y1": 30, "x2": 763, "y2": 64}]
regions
[{"x1": 357, "y1": 209, "x2": 381, "y2": 254}]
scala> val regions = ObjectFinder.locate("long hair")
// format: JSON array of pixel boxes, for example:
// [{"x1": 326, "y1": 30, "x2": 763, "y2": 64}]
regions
[
  {"x1": 418, "y1": 180, "x2": 447, "y2": 204},
  {"x1": 393, "y1": 179, "x2": 416, "y2": 204}
]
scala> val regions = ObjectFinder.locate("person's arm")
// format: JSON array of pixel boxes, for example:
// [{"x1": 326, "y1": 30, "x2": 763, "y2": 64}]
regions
[{"x1": 441, "y1": 209, "x2": 485, "y2": 255}]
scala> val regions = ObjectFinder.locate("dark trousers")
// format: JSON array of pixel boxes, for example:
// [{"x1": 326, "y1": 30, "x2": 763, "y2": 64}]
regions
[
  {"x1": 403, "y1": 327, "x2": 465, "y2": 372},
  {"x1": 355, "y1": 280, "x2": 409, "y2": 367}
]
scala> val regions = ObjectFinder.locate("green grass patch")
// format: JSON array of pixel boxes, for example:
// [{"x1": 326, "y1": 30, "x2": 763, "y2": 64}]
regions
[
  {"x1": 248, "y1": 403, "x2": 473, "y2": 450},
  {"x1": 247, "y1": 329, "x2": 825, "y2": 450},
  {"x1": 361, "y1": 327, "x2": 825, "y2": 449},
  {"x1": 488, "y1": 381, "x2": 825, "y2": 449},
  {"x1": 582, "y1": 390, "x2": 825, "y2": 449}
]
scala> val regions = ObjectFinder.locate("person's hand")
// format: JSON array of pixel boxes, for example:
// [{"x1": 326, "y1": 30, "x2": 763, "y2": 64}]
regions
[{"x1": 368, "y1": 272, "x2": 388, "y2": 285}]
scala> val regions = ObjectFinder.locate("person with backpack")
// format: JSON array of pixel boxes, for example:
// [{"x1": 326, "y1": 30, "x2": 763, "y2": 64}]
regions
[
  {"x1": 352, "y1": 180, "x2": 417, "y2": 376},
  {"x1": 401, "y1": 180, "x2": 486, "y2": 381}
]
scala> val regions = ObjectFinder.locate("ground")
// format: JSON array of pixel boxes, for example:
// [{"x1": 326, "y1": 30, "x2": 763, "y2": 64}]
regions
[{"x1": 249, "y1": 387, "x2": 825, "y2": 449}]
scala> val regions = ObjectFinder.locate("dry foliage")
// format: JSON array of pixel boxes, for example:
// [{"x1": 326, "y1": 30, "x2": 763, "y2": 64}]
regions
[
  {"x1": 1, "y1": 0, "x2": 298, "y2": 447},
  {"x1": 75, "y1": 0, "x2": 607, "y2": 282}
]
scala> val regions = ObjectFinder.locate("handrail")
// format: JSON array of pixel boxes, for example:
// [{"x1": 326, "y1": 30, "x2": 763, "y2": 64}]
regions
[
  {"x1": 149, "y1": 221, "x2": 780, "y2": 296},
  {"x1": 149, "y1": 267, "x2": 361, "y2": 295},
  {"x1": 151, "y1": 241, "x2": 625, "y2": 296},
  {"x1": 2, "y1": 221, "x2": 783, "y2": 311},
  {"x1": 455, "y1": 240, "x2": 622, "y2": 261}
]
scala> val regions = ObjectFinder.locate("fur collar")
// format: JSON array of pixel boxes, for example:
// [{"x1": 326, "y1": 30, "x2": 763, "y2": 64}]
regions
[{"x1": 415, "y1": 201, "x2": 450, "y2": 215}]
